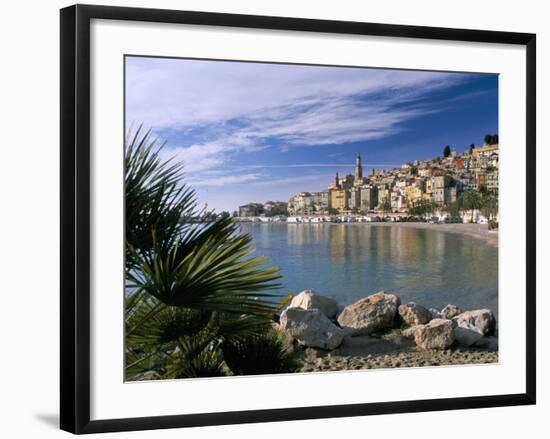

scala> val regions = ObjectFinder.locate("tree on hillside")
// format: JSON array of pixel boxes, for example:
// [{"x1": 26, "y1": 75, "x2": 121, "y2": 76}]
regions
[
  {"x1": 443, "y1": 145, "x2": 451, "y2": 158},
  {"x1": 265, "y1": 205, "x2": 288, "y2": 217},
  {"x1": 484, "y1": 134, "x2": 499, "y2": 145}
]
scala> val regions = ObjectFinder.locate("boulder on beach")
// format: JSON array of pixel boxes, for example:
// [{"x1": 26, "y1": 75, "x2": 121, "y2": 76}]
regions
[
  {"x1": 440, "y1": 304, "x2": 463, "y2": 319},
  {"x1": 429, "y1": 308, "x2": 442, "y2": 319},
  {"x1": 279, "y1": 307, "x2": 344, "y2": 350},
  {"x1": 413, "y1": 318, "x2": 455, "y2": 350},
  {"x1": 337, "y1": 291, "x2": 400, "y2": 336},
  {"x1": 473, "y1": 336, "x2": 499, "y2": 351},
  {"x1": 454, "y1": 326, "x2": 484, "y2": 346},
  {"x1": 288, "y1": 290, "x2": 339, "y2": 319},
  {"x1": 453, "y1": 309, "x2": 496, "y2": 336},
  {"x1": 398, "y1": 302, "x2": 432, "y2": 326},
  {"x1": 402, "y1": 324, "x2": 423, "y2": 340}
]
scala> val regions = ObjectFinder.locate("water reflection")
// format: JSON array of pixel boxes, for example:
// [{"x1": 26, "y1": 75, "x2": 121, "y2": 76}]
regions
[{"x1": 241, "y1": 223, "x2": 498, "y2": 317}]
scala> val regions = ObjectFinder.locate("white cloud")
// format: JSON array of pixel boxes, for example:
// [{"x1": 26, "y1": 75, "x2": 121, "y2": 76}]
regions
[
  {"x1": 126, "y1": 58, "x2": 474, "y2": 209},
  {"x1": 127, "y1": 58, "x2": 467, "y2": 169},
  {"x1": 159, "y1": 134, "x2": 262, "y2": 173}
]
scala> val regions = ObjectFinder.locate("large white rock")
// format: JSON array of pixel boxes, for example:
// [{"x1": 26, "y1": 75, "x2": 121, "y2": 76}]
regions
[
  {"x1": 413, "y1": 319, "x2": 455, "y2": 350},
  {"x1": 398, "y1": 302, "x2": 432, "y2": 326},
  {"x1": 279, "y1": 308, "x2": 344, "y2": 350},
  {"x1": 288, "y1": 290, "x2": 339, "y2": 319},
  {"x1": 337, "y1": 291, "x2": 400, "y2": 336},
  {"x1": 453, "y1": 309, "x2": 496, "y2": 336}
]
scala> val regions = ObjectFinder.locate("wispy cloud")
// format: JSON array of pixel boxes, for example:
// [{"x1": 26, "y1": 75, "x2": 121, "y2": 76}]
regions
[
  {"x1": 126, "y1": 58, "x2": 464, "y2": 133},
  {"x1": 189, "y1": 173, "x2": 263, "y2": 187},
  {"x1": 234, "y1": 163, "x2": 400, "y2": 170},
  {"x1": 160, "y1": 134, "x2": 262, "y2": 173},
  {"x1": 127, "y1": 58, "x2": 468, "y2": 174},
  {"x1": 254, "y1": 174, "x2": 331, "y2": 187}
]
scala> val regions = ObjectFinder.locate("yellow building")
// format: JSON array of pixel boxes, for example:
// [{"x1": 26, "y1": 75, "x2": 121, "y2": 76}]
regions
[
  {"x1": 405, "y1": 185, "x2": 427, "y2": 208},
  {"x1": 330, "y1": 189, "x2": 348, "y2": 212}
]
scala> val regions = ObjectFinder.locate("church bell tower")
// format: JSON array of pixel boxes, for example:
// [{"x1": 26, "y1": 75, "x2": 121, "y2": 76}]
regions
[{"x1": 355, "y1": 152, "x2": 363, "y2": 182}]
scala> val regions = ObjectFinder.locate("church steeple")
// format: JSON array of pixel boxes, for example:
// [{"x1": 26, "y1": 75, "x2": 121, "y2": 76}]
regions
[{"x1": 355, "y1": 152, "x2": 363, "y2": 181}]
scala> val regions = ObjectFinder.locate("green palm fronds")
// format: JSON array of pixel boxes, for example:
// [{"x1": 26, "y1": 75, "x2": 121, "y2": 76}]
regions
[
  {"x1": 125, "y1": 126, "x2": 197, "y2": 268},
  {"x1": 127, "y1": 236, "x2": 281, "y2": 314},
  {"x1": 124, "y1": 127, "x2": 296, "y2": 380},
  {"x1": 125, "y1": 127, "x2": 281, "y2": 315},
  {"x1": 164, "y1": 338, "x2": 227, "y2": 379},
  {"x1": 222, "y1": 328, "x2": 300, "y2": 376}
]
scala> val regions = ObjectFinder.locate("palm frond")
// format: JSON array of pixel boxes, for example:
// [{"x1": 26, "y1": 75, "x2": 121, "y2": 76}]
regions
[
  {"x1": 164, "y1": 338, "x2": 227, "y2": 379},
  {"x1": 124, "y1": 126, "x2": 284, "y2": 379},
  {"x1": 125, "y1": 126, "x2": 197, "y2": 268},
  {"x1": 128, "y1": 223, "x2": 281, "y2": 314},
  {"x1": 222, "y1": 327, "x2": 301, "y2": 375}
]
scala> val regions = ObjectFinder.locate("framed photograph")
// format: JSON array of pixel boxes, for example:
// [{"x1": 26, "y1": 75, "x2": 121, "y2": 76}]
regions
[{"x1": 60, "y1": 4, "x2": 536, "y2": 434}]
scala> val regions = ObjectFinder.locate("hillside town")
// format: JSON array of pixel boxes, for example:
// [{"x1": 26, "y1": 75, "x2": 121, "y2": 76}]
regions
[{"x1": 236, "y1": 135, "x2": 499, "y2": 225}]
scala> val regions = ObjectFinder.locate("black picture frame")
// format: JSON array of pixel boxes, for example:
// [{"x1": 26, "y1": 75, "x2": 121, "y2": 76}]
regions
[{"x1": 60, "y1": 4, "x2": 536, "y2": 434}]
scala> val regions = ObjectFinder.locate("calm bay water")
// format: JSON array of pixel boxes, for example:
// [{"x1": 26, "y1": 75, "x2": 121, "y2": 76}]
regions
[{"x1": 240, "y1": 223, "x2": 498, "y2": 317}]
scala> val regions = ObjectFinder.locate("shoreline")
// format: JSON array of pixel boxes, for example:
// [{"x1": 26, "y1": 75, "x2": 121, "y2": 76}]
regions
[{"x1": 357, "y1": 222, "x2": 498, "y2": 248}]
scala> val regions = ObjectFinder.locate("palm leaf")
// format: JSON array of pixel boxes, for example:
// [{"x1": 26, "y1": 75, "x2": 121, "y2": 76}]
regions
[
  {"x1": 128, "y1": 224, "x2": 281, "y2": 314},
  {"x1": 124, "y1": 127, "x2": 284, "y2": 378}
]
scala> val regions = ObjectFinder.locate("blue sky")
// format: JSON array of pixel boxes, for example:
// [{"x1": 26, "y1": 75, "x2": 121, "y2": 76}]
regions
[{"x1": 125, "y1": 56, "x2": 498, "y2": 212}]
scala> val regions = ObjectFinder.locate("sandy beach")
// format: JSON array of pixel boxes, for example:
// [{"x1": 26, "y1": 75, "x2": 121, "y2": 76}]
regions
[
  {"x1": 297, "y1": 329, "x2": 498, "y2": 373},
  {"x1": 299, "y1": 348, "x2": 498, "y2": 372}
]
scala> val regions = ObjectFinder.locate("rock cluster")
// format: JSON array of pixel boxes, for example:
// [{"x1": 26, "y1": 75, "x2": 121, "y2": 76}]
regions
[{"x1": 279, "y1": 290, "x2": 497, "y2": 353}]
